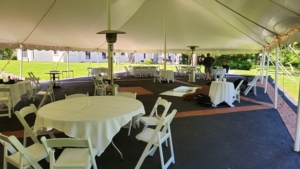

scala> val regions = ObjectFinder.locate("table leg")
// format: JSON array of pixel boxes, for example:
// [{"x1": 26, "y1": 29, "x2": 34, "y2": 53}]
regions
[{"x1": 111, "y1": 141, "x2": 123, "y2": 160}]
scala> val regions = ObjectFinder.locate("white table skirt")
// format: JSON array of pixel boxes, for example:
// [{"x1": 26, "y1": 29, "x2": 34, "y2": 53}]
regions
[
  {"x1": 209, "y1": 81, "x2": 235, "y2": 107},
  {"x1": 0, "y1": 81, "x2": 32, "y2": 106},
  {"x1": 34, "y1": 96, "x2": 145, "y2": 156},
  {"x1": 159, "y1": 69, "x2": 174, "y2": 83}
]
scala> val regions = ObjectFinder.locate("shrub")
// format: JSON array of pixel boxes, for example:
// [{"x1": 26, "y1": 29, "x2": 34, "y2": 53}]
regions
[{"x1": 144, "y1": 59, "x2": 152, "y2": 64}]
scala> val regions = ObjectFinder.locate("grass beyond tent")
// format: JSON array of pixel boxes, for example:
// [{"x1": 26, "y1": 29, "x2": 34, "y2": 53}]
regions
[{"x1": 0, "y1": 60, "x2": 299, "y2": 101}]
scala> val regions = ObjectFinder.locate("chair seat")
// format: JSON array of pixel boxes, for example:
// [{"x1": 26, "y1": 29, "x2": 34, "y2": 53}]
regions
[
  {"x1": 56, "y1": 148, "x2": 98, "y2": 167},
  {"x1": 136, "y1": 128, "x2": 168, "y2": 145},
  {"x1": 7, "y1": 143, "x2": 47, "y2": 167},
  {"x1": 36, "y1": 91, "x2": 51, "y2": 95},
  {"x1": 140, "y1": 117, "x2": 160, "y2": 125}
]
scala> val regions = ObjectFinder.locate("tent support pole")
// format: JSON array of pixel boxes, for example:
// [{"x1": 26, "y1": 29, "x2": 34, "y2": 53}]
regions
[
  {"x1": 67, "y1": 50, "x2": 70, "y2": 77},
  {"x1": 294, "y1": 84, "x2": 300, "y2": 151},
  {"x1": 163, "y1": 0, "x2": 167, "y2": 70},
  {"x1": 264, "y1": 53, "x2": 270, "y2": 93},
  {"x1": 274, "y1": 44, "x2": 279, "y2": 109},
  {"x1": 261, "y1": 52, "x2": 266, "y2": 84},
  {"x1": 19, "y1": 44, "x2": 23, "y2": 79}
]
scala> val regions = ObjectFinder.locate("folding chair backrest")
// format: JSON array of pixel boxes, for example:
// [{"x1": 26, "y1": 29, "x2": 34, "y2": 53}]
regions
[
  {"x1": 0, "y1": 133, "x2": 43, "y2": 169},
  {"x1": 38, "y1": 81, "x2": 55, "y2": 109},
  {"x1": 15, "y1": 104, "x2": 40, "y2": 144},
  {"x1": 117, "y1": 92, "x2": 137, "y2": 99},
  {"x1": 28, "y1": 72, "x2": 37, "y2": 78},
  {"x1": 40, "y1": 136, "x2": 96, "y2": 169},
  {"x1": 250, "y1": 76, "x2": 259, "y2": 85},
  {"x1": 235, "y1": 80, "x2": 244, "y2": 92},
  {"x1": 65, "y1": 93, "x2": 89, "y2": 99},
  {"x1": 149, "y1": 97, "x2": 172, "y2": 119},
  {"x1": 25, "y1": 77, "x2": 41, "y2": 88},
  {"x1": 93, "y1": 79, "x2": 107, "y2": 87}
]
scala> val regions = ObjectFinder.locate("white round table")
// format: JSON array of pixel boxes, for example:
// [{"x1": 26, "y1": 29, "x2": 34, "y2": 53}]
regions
[
  {"x1": 209, "y1": 81, "x2": 235, "y2": 107},
  {"x1": 34, "y1": 96, "x2": 145, "y2": 156}
]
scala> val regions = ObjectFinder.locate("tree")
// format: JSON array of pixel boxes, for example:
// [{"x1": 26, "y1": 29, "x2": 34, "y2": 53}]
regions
[{"x1": 0, "y1": 48, "x2": 14, "y2": 60}]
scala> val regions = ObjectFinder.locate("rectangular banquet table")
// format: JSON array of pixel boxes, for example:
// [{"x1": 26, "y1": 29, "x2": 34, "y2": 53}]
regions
[
  {"x1": 33, "y1": 96, "x2": 146, "y2": 156},
  {"x1": 0, "y1": 80, "x2": 32, "y2": 106},
  {"x1": 209, "y1": 81, "x2": 235, "y2": 107}
]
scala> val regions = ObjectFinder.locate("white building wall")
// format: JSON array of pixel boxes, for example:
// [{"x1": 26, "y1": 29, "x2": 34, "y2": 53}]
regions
[{"x1": 17, "y1": 50, "x2": 167, "y2": 64}]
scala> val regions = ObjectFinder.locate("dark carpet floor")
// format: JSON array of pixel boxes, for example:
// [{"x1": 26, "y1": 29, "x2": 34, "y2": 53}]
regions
[{"x1": 0, "y1": 73, "x2": 300, "y2": 169}]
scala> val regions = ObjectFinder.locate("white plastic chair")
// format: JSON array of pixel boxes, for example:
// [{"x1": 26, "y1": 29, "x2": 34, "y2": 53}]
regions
[
  {"x1": 0, "y1": 87, "x2": 13, "y2": 118},
  {"x1": 140, "y1": 97, "x2": 172, "y2": 130},
  {"x1": 153, "y1": 71, "x2": 162, "y2": 83},
  {"x1": 244, "y1": 76, "x2": 259, "y2": 96},
  {"x1": 37, "y1": 81, "x2": 55, "y2": 109},
  {"x1": 28, "y1": 72, "x2": 38, "y2": 79},
  {"x1": 0, "y1": 133, "x2": 48, "y2": 169},
  {"x1": 124, "y1": 66, "x2": 131, "y2": 76},
  {"x1": 65, "y1": 93, "x2": 89, "y2": 99},
  {"x1": 233, "y1": 80, "x2": 244, "y2": 103},
  {"x1": 40, "y1": 136, "x2": 98, "y2": 169},
  {"x1": 149, "y1": 67, "x2": 158, "y2": 77},
  {"x1": 117, "y1": 92, "x2": 138, "y2": 136},
  {"x1": 92, "y1": 79, "x2": 108, "y2": 96},
  {"x1": 134, "y1": 67, "x2": 142, "y2": 77},
  {"x1": 25, "y1": 77, "x2": 42, "y2": 101},
  {"x1": 15, "y1": 104, "x2": 56, "y2": 147},
  {"x1": 135, "y1": 109, "x2": 177, "y2": 169}
]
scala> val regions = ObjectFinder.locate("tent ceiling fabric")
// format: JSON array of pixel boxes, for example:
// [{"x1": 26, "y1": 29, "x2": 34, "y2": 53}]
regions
[{"x1": 0, "y1": 0, "x2": 299, "y2": 53}]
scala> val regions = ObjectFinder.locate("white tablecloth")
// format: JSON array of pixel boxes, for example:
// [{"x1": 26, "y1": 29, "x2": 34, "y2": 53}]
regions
[
  {"x1": 33, "y1": 96, "x2": 145, "y2": 156},
  {"x1": 0, "y1": 81, "x2": 32, "y2": 106},
  {"x1": 91, "y1": 67, "x2": 108, "y2": 77},
  {"x1": 159, "y1": 69, "x2": 174, "y2": 83},
  {"x1": 209, "y1": 81, "x2": 235, "y2": 107}
]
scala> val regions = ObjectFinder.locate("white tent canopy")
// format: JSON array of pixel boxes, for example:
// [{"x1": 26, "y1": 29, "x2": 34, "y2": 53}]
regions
[{"x1": 0, "y1": 0, "x2": 299, "y2": 53}]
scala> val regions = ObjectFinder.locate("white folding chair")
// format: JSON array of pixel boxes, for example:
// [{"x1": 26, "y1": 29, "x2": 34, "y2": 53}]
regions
[
  {"x1": 117, "y1": 92, "x2": 138, "y2": 135},
  {"x1": 149, "y1": 67, "x2": 158, "y2": 77},
  {"x1": 15, "y1": 104, "x2": 56, "y2": 147},
  {"x1": 134, "y1": 67, "x2": 142, "y2": 77},
  {"x1": 37, "y1": 81, "x2": 55, "y2": 109},
  {"x1": 65, "y1": 93, "x2": 89, "y2": 99},
  {"x1": 244, "y1": 76, "x2": 260, "y2": 96},
  {"x1": 25, "y1": 77, "x2": 42, "y2": 101},
  {"x1": 0, "y1": 87, "x2": 13, "y2": 118},
  {"x1": 40, "y1": 136, "x2": 98, "y2": 169},
  {"x1": 0, "y1": 133, "x2": 48, "y2": 169},
  {"x1": 28, "y1": 72, "x2": 38, "y2": 79},
  {"x1": 92, "y1": 79, "x2": 108, "y2": 96},
  {"x1": 124, "y1": 66, "x2": 131, "y2": 76},
  {"x1": 135, "y1": 109, "x2": 177, "y2": 169},
  {"x1": 217, "y1": 69, "x2": 227, "y2": 81},
  {"x1": 140, "y1": 97, "x2": 172, "y2": 130},
  {"x1": 153, "y1": 71, "x2": 162, "y2": 83},
  {"x1": 233, "y1": 80, "x2": 244, "y2": 103}
]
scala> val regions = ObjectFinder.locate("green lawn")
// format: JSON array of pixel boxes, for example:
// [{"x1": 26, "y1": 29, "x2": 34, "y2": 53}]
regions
[{"x1": 1, "y1": 60, "x2": 299, "y2": 101}]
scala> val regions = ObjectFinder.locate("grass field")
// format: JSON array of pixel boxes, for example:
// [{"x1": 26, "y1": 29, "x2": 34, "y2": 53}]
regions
[{"x1": 1, "y1": 60, "x2": 299, "y2": 101}]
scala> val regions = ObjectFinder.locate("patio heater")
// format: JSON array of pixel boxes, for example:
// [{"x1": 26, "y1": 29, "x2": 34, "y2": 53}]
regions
[
  {"x1": 187, "y1": 46, "x2": 198, "y2": 82},
  {"x1": 97, "y1": 30, "x2": 125, "y2": 95}
]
